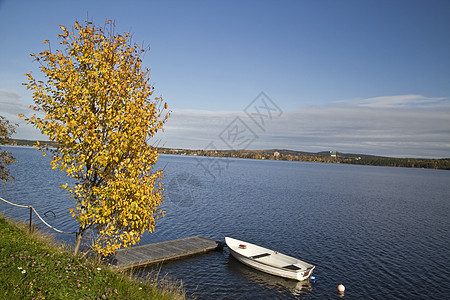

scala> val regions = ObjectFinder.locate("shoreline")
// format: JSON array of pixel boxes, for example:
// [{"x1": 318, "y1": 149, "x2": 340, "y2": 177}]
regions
[{"x1": 4, "y1": 139, "x2": 450, "y2": 170}]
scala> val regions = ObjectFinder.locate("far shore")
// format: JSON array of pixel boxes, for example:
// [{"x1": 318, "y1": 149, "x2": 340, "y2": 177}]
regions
[{"x1": 4, "y1": 139, "x2": 450, "y2": 170}]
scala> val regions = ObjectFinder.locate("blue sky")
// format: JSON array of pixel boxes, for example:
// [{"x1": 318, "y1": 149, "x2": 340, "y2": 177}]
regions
[{"x1": 1, "y1": 0, "x2": 449, "y2": 158}]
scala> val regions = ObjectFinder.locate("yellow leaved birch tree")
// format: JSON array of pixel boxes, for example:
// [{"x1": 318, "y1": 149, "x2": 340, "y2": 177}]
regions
[
  {"x1": 0, "y1": 116, "x2": 17, "y2": 183},
  {"x1": 21, "y1": 19, "x2": 170, "y2": 256}
]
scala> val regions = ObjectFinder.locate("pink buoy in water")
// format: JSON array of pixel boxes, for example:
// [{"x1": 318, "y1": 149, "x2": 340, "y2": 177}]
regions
[{"x1": 337, "y1": 284, "x2": 345, "y2": 293}]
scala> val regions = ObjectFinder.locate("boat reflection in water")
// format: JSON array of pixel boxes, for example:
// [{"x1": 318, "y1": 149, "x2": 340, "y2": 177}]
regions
[{"x1": 227, "y1": 254, "x2": 313, "y2": 297}]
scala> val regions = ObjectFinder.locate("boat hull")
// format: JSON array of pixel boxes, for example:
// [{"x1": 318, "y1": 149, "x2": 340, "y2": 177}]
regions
[{"x1": 226, "y1": 237, "x2": 314, "y2": 281}]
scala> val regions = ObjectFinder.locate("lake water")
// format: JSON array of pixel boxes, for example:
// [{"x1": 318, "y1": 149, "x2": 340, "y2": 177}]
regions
[{"x1": 1, "y1": 146, "x2": 449, "y2": 299}]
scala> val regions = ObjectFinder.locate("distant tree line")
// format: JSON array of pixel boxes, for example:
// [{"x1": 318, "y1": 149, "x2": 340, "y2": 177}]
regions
[
  {"x1": 158, "y1": 148, "x2": 450, "y2": 170},
  {"x1": 8, "y1": 139, "x2": 58, "y2": 148},
  {"x1": 7, "y1": 141, "x2": 450, "y2": 170},
  {"x1": 342, "y1": 156, "x2": 450, "y2": 169}
]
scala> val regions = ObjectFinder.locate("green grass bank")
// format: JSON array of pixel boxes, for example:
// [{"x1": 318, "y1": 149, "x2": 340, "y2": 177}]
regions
[{"x1": 0, "y1": 214, "x2": 185, "y2": 300}]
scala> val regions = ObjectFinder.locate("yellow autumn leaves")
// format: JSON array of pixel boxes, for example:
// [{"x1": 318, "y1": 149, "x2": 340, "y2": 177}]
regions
[{"x1": 21, "y1": 19, "x2": 170, "y2": 256}]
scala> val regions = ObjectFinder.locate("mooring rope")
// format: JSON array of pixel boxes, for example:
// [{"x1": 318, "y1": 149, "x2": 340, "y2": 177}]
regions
[
  {"x1": 0, "y1": 196, "x2": 77, "y2": 234},
  {"x1": 0, "y1": 196, "x2": 30, "y2": 208}
]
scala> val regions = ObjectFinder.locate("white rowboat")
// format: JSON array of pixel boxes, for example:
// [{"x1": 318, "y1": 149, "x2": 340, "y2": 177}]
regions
[{"x1": 225, "y1": 237, "x2": 315, "y2": 281}]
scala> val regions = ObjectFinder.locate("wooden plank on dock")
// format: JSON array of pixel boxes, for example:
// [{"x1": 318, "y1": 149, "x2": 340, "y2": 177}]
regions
[{"x1": 109, "y1": 236, "x2": 220, "y2": 269}]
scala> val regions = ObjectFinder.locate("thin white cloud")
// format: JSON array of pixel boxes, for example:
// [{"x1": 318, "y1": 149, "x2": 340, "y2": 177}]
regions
[
  {"x1": 3, "y1": 90, "x2": 449, "y2": 158},
  {"x1": 0, "y1": 89, "x2": 31, "y2": 116},
  {"x1": 159, "y1": 110, "x2": 240, "y2": 149},
  {"x1": 265, "y1": 106, "x2": 450, "y2": 158},
  {"x1": 0, "y1": 89, "x2": 45, "y2": 140},
  {"x1": 353, "y1": 94, "x2": 449, "y2": 108},
  {"x1": 158, "y1": 96, "x2": 450, "y2": 158}
]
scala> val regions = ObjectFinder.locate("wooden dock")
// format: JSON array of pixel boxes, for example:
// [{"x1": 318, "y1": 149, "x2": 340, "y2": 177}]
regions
[{"x1": 109, "y1": 236, "x2": 221, "y2": 269}]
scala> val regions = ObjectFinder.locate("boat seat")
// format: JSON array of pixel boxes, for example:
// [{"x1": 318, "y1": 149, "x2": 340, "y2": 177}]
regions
[
  {"x1": 283, "y1": 264, "x2": 301, "y2": 270},
  {"x1": 250, "y1": 253, "x2": 271, "y2": 259}
]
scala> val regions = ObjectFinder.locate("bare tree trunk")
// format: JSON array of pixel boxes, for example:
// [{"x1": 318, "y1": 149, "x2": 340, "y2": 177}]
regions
[
  {"x1": 74, "y1": 227, "x2": 84, "y2": 256},
  {"x1": 74, "y1": 204, "x2": 88, "y2": 256}
]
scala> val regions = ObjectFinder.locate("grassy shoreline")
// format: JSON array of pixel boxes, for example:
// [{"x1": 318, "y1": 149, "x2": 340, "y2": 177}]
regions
[{"x1": 0, "y1": 214, "x2": 185, "y2": 299}]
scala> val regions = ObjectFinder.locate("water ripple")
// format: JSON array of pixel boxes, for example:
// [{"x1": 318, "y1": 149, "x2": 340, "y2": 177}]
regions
[{"x1": 1, "y1": 148, "x2": 449, "y2": 299}]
